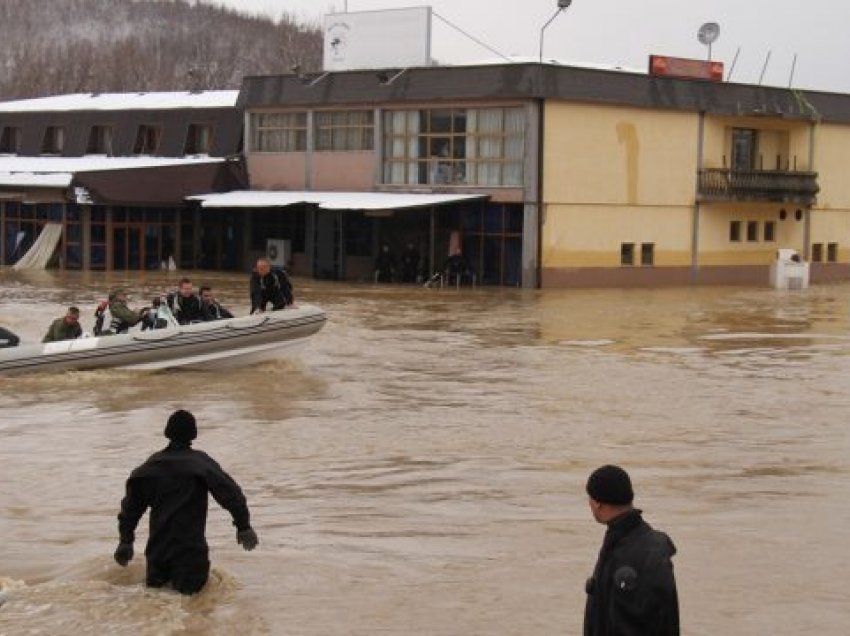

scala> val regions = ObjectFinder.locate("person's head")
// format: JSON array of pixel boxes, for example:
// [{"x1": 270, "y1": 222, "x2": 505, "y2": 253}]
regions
[
  {"x1": 199, "y1": 286, "x2": 214, "y2": 303},
  {"x1": 164, "y1": 409, "x2": 197, "y2": 445},
  {"x1": 256, "y1": 257, "x2": 271, "y2": 276},
  {"x1": 586, "y1": 464, "x2": 634, "y2": 524},
  {"x1": 109, "y1": 289, "x2": 127, "y2": 303},
  {"x1": 64, "y1": 306, "x2": 80, "y2": 325},
  {"x1": 178, "y1": 278, "x2": 194, "y2": 298}
]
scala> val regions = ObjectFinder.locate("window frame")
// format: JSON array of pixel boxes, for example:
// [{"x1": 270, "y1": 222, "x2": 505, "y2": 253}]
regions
[
  {"x1": 86, "y1": 124, "x2": 114, "y2": 155},
  {"x1": 134, "y1": 124, "x2": 162, "y2": 155},
  {"x1": 314, "y1": 110, "x2": 374, "y2": 152},
  {"x1": 184, "y1": 123, "x2": 215, "y2": 155},
  {"x1": 729, "y1": 220, "x2": 741, "y2": 242},
  {"x1": 250, "y1": 111, "x2": 308, "y2": 153},
  {"x1": 811, "y1": 243, "x2": 823, "y2": 263},
  {"x1": 746, "y1": 220, "x2": 759, "y2": 242},
  {"x1": 0, "y1": 126, "x2": 22, "y2": 153},
  {"x1": 763, "y1": 220, "x2": 776, "y2": 242},
  {"x1": 640, "y1": 242, "x2": 654, "y2": 266},
  {"x1": 41, "y1": 125, "x2": 65, "y2": 154},
  {"x1": 620, "y1": 242, "x2": 635, "y2": 266},
  {"x1": 827, "y1": 242, "x2": 838, "y2": 263}
]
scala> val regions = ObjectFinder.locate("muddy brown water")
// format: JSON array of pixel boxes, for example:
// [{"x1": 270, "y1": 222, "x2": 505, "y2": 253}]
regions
[{"x1": 1, "y1": 269, "x2": 849, "y2": 635}]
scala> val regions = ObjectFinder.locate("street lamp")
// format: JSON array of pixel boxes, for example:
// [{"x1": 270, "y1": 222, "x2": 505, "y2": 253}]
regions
[{"x1": 539, "y1": 0, "x2": 572, "y2": 64}]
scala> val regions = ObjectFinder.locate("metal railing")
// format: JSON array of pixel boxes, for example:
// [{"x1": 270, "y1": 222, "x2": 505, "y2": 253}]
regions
[{"x1": 698, "y1": 168, "x2": 819, "y2": 204}]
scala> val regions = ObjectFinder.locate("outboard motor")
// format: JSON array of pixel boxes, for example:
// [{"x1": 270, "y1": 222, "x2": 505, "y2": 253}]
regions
[{"x1": 0, "y1": 326, "x2": 20, "y2": 348}]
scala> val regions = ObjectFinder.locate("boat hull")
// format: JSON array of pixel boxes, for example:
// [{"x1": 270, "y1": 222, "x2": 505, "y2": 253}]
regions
[{"x1": 0, "y1": 304, "x2": 326, "y2": 376}]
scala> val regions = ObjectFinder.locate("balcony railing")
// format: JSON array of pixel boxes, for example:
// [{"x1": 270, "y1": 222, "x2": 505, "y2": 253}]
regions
[{"x1": 698, "y1": 168, "x2": 819, "y2": 204}]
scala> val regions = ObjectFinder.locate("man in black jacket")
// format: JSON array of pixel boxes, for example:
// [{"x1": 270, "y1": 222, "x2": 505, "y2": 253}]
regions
[
  {"x1": 250, "y1": 257, "x2": 294, "y2": 313},
  {"x1": 584, "y1": 465, "x2": 679, "y2": 636},
  {"x1": 114, "y1": 410, "x2": 258, "y2": 595},
  {"x1": 167, "y1": 278, "x2": 204, "y2": 325}
]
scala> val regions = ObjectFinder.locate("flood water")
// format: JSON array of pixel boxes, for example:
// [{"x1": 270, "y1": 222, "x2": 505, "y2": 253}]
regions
[{"x1": 1, "y1": 269, "x2": 849, "y2": 635}]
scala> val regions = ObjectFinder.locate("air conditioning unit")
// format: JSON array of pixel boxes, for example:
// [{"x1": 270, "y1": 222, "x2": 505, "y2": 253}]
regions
[{"x1": 266, "y1": 238, "x2": 291, "y2": 268}]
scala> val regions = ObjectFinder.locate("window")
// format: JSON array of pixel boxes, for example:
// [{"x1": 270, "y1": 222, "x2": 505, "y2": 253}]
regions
[
  {"x1": 41, "y1": 126, "x2": 65, "y2": 154},
  {"x1": 134, "y1": 125, "x2": 161, "y2": 154},
  {"x1": 827, "y1": 242, "x2": 838, "y2": 263},
  {"x1": 811, "y1": 243, "x2": 823, "y2": 262},
  {"x1": 764, "y1": 220, "x2": 776, "y2": 242},
  {"x1": 731, "y1": 128, "x2": 757, "y2": 172},
  {"x1": 746, "y1": 221, "x2": 759, "y2": 242},
  {"x1": 382, "y1": 107, "x2": 525, "y2": 186},
  {"x1": 184, "y1": 124, "x2": 214, "y2": 154},
  {"x1": 641, "y1": 243, "x2": 654, "y2": 266},
  {"x1": 250, "y1": 112, "x2": 307, "y2": 152},
  {"x1": 729, "y1": 220, "x2": 741, "y2": 242},
  {"x1": 620, "y1": 243, "x2": 634, "y2": 266},
  {"x1": 315, "y1": 111, "x2": 374, "y2": 151},
  {"x1": 86, "y1": 125, "x2": 113, "y2": 154},
  {"x1": 0, "y1": 126, "x2": 22, "y2": 153}
]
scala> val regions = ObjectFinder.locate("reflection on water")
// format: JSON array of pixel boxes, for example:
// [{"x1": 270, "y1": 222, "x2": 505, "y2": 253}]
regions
[{"x1": 1, "y1": 269, "x2": 850, "y2": 635}]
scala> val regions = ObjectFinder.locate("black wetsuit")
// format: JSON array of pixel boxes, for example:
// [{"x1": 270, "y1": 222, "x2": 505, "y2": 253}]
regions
[
  {"x1": 201, "y1": 300, "x2": 234, "y2": 321},
  {"x1": 117, "y1": 442, "x2": 252, "y2": 594},
  {"x1": 249, "y1": 269, "x2": 294, "y2": 313},
  {"x1": 584, "y1": 509, "x2": 679, "y2": 636}
]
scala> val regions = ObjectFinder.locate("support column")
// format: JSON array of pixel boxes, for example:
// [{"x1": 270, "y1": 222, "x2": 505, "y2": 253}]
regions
[
  {"x1": 192, "y1": 208, "x2": 201, "y2": 269},
  {"x1": 692, "y1": 112, "x2": 706, "y2": 282},
  {"x1": 0, "y1": 202, "x2": 5, "y2": 266},
  {"x1": 81, "y1": 205, "x2": 92, "y2": 270},
  {"x1": 524, "y1": 100, "x2": 542, "y2": 288}
]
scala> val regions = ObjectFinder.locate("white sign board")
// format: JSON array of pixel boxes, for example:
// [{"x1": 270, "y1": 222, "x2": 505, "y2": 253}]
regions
[{"x1": 323, "y1": 7, "x2": 432, "y2": 71}]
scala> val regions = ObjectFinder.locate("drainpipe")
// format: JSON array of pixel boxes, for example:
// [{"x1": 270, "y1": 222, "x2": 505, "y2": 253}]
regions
[
  {"x1": 692, "y1": 112, "x2": 705, "y2": 282},
  {"x1": 534, "y1": 96, "x2": 544, "y2": 289},
  {"x1": 803, "y1": 121, "x2": 816, "y2": 261}
]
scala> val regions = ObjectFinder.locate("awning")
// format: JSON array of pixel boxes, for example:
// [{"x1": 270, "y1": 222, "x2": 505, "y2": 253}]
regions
[{"x1": 188, "y1": 190, "x2": 488, "y2": 210}]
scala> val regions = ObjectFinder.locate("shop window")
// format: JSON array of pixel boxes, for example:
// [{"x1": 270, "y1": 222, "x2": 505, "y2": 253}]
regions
[
  {"x1": 41, "y1": 126, "x2": 65, "y2": 154},
  {"x1": 641, "y1": 243, "x2": 654, "y2": 266},
  {"x1": 86, "y1": 125, "x2": 113, "y2": 154},
  {"x1": 134, "y1": 124, "x2": 161, "y2": 154},
  {"x1": 729, "y1": 220, "x2": 741, "y2": 242},
  {"x1": 746, "y1": 221, "x2": 759, "y2": 242},
  {"x1": 811, "y1": 243, "x2": 823, "y2": 262},
  {"x1": 315, "y1": 111, "x2": 374, "y2": 151},
  {"x1": 827, "y1": 242, "x2": 838, "y2": 263},
  {"x1": 763, "y1": 220, "x2": 776, "y2": 242},
  {"x1": 0, "y1": 126, "x2": 22, "y2": 153},
  {"x1": 620, "y1": 243, "x2": 634, "y2": 266}
]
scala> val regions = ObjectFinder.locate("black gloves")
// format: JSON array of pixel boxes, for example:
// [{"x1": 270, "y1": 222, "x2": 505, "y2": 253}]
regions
[
  {"x1": 237, "y1": 528, "x2": 258, "y2": 551},
  {"x1": 114, "y1": 542, "x2": 134, "y2": 566}
]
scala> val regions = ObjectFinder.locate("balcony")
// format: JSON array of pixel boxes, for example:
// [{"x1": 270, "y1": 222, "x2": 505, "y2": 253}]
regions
[{"x1": 698, "y1": 168, "x2": 819, "y2": 205}]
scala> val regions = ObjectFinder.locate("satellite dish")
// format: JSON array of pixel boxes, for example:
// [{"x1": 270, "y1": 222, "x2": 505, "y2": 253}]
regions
[{"x1": 697, "y1": 22, "x2": 720, "y2": 46}]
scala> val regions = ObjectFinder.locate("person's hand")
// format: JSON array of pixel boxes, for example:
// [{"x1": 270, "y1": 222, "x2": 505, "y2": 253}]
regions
[
  {"x1": 237, "y1": 528, "x2": 258, "y2": 551},
  {"x1": 114, "y1": 542, "x2": 134, "y2": 566}
]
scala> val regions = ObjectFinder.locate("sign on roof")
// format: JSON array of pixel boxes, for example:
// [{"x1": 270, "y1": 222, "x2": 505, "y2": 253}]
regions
[
  {"x1": 649, "y1": 55, "x2": 724, "y2": 82},
  {"x1": 323, "y1": 7, "x2": 432, "y2": 71}
]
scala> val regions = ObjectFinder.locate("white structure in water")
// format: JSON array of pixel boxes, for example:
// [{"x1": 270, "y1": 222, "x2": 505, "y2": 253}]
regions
[{"x1": 769, "y1": 248, "x2": 810, "y2": 290}]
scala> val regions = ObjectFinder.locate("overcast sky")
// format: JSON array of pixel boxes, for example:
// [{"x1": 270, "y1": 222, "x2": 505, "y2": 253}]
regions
[{"x1": 211, "y1": 0, "x2": 849, "y2": 94}]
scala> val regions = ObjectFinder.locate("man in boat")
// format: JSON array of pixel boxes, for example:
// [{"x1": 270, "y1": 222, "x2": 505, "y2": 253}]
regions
[
  {"x1": 583, "y1": 465, "x2": 679, "y2": 636},
  {"x1": 166, "y1": 278, "x2": 204, "y2": 325},
  {"x1": 106, "y1": 289, "x2": 149, "y2": 335},
  {"x1": 114, "y1": 410, "x2": 258, "y2": 595},
  {"x1": 250, "y1": 257, "x2": 294, "y2": 313},
  {"x1": 199, "y1": 286, "x2": 234, "y2": 321},
  {"x1": 41, "y1": 306, "x2": 83, "y2": 343}
]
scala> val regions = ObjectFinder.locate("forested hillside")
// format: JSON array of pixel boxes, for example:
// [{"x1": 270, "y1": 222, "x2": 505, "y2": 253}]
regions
[{"x1": 0, "y1": 0, "x2": 322, "y2": 99}]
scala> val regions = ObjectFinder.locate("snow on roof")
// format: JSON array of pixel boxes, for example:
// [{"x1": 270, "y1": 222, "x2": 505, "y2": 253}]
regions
[
  {"x1": 189, "y1": 190, "x2": 487, "y2": 210},
  {"x1": 0, "y1": 90, "x2": 239, "y2": 113},
  {"x1": 460, "y1": 56, "x2": 644, "y2": 75},
  {"x1": 0, "y1": 155, "x2": 226, "y2": 188}
]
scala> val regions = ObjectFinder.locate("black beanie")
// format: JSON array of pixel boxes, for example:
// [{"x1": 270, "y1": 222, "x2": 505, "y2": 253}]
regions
[
  {"x1": 586, "y1": 465, "x2": 634, "y2": 505},
  {"x1": 164, "y1": 409, "x2": 197, "y2": 443}
]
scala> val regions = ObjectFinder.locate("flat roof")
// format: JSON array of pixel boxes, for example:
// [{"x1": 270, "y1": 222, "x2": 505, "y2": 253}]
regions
[
  {"x1": 189, "y1": 190, "x2": 487, "y2": 210},
  {"x1": 0, "y1": 90, "x2": 239, "y2": 113}
]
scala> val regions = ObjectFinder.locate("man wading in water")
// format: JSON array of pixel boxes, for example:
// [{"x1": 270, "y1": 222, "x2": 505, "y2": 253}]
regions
[{"x1": 113, "y1": 410, "x2": 258, "y2": 594}]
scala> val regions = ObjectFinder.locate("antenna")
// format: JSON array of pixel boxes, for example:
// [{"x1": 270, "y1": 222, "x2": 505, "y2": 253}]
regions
[
  {"x1": 697, "y1": 22, "x2": 720, "y2": 61},
  {"x1": 726, "y1": 46, "x2": 741, "y2": 82},
  {"x1": 788, "y1": 53, "x2": 798, "y2": 88},
  {"x1": 758, "y1": 50, "x2": 772, "y2": 85}
]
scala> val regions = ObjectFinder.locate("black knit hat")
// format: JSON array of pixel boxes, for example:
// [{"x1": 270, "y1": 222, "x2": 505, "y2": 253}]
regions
[
  {"x1": 586, "y1": 465, "x2": 634, "y2": 505},
  {"x1": 164, "y1": 409, "x2": 197, "y2": 443}
]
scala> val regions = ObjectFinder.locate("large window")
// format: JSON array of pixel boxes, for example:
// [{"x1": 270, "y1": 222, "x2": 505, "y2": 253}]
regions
[
  {"x1": 250, "y1": 112, "x2": 307, "y2": 152},
  {"x1": 0, "y1": 126, "x2": 22, "y2": 153},
  {"x1": 134, "y1": 124, "x2": 161, "y2": 154},
  {"x1": 86, "y1": 125, "x2": 113, "y2": 154},
  {"x1": 731, "y1": 128, "x2": 757, "y2": 172},
  {"x1": 315, "y1": 111, "x2": 374, "y2": 151},
  {"x1": 382, "y1": 107, "x2": 525, "y2": 186},
  {"x1": 41, "y1": 126, "x2": 65, "y2": 154},
  {"x1": 184, "y1": 124, "x2": 214, "y2": 154}
]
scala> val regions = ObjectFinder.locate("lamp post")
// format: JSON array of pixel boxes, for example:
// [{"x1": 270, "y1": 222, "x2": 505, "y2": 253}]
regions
[{"x1": 539, "y1": 0, "x2": 572, "y2": 64}]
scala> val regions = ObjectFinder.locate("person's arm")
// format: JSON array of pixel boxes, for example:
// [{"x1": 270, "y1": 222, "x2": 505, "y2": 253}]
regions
[
  {"x1": 110, "y1": 303, "x2": 142, "y2": 327},
  {"x1": 249, "y1": 274, "x2": 263, "y2": 313},
  {"x1": 114, "y1": 473, "x2": 150, "y2": 566},
  {"x1": 202, "y1": 454, "x2": 258, "y2": 550},
  {"x1": 41, "y1": 320, "x2": 58, "y2": 343},
  {"x1": 219, "y1": 304, "x2": 234, "y2": 319},
  {"x1": 277, "y1": 270, "x2": 294, "y2": 306},
  {"x1": 73, "y1": 323, "x2": 83, "y2": 339}
]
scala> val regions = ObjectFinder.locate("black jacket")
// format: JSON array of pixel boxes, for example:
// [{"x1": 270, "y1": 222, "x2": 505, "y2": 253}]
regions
[
  {"x1": 201, "y1": 300, "x2": 234, "y2": 321},
  {"x1": 167, "y1": 293, "x2": 204, "y2": 325},
  {"x1": 250, "y1": 269, "x2": 294, "y2": 313},
  {"x1": 584, "y1": 510, "x2": 679, "y2": 636},
  {"x1": 117, "y1": 443, "x2": 251, "y2": 564}
]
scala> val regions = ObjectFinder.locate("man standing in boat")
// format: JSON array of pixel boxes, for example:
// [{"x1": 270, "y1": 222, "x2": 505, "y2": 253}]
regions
[
  {"x1": 114, "y1": 409, "x2": 258, "y2": 595},
  {"x1": 250, "y1": 257, "x2": 294, "y2": 313},
  {"x1": 41, "y1": 306, "x2": 83, "y2": 342}
]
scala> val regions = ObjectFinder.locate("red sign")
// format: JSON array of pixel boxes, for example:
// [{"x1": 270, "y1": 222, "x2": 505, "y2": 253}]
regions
[{"x1": 649, "y1": 55, "x2": 724, "y2": 82}]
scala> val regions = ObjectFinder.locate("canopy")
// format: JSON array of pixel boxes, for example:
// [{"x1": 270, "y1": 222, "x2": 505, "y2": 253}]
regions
[{"x1": 188, "y1": 190, "x2": 487, "y2": 210}]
